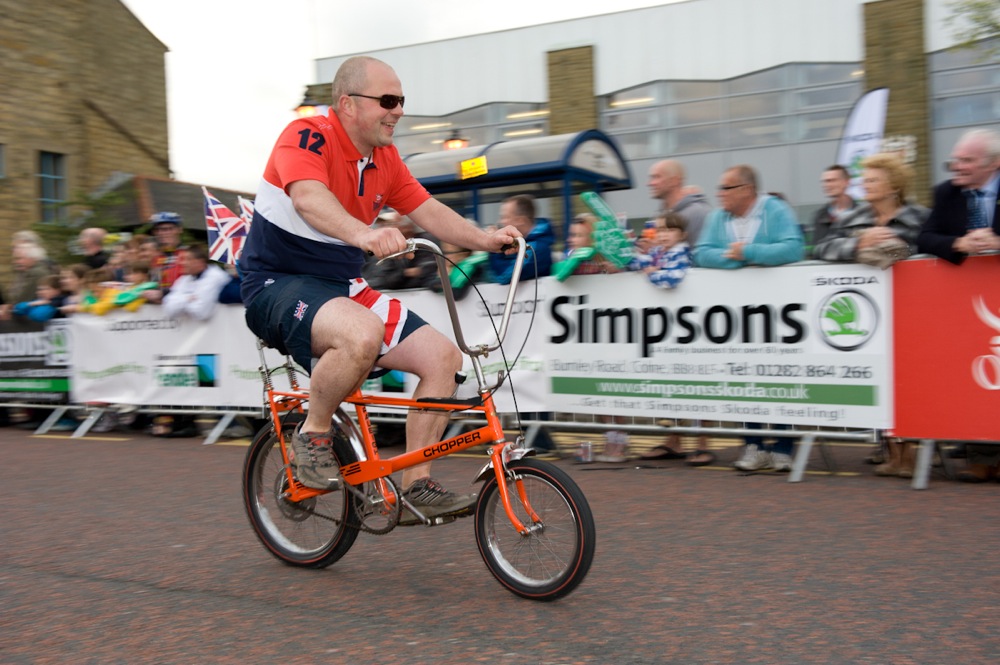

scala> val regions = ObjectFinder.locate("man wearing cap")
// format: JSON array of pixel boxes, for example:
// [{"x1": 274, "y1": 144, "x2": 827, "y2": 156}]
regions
[{"x1": 148, "y1": 211, "x2": 185, "y2": 290}]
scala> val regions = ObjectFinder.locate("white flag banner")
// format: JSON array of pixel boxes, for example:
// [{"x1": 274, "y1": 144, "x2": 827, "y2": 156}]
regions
[{"x1": 835, "y1": 87, "x2": 890, "y2": 200}]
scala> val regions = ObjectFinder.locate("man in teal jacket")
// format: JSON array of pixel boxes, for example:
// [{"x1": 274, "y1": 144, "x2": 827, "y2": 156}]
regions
[
  {"x1": 693, "y1": 164, "x2": 804, "y2": 268},
  {"x1": 693, "y1": 164, "x2": 803, "y2": 473}
]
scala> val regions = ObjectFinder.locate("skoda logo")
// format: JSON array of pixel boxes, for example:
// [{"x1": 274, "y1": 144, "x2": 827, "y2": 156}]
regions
[{"x1": 817, "y1": 289, "x2": 879, "y2": 351}]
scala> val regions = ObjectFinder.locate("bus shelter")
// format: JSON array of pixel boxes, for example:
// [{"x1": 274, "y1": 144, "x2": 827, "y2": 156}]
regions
[{"x1": 403, "y1": 129, "x2": 633, "y2": 232}]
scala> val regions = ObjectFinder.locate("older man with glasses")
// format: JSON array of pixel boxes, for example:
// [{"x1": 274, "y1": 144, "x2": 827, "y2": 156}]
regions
[
  {"x1": 693, "y1": 164, "x2": 804, "y2": 473},
  {"x1": 693, "y1": 164, "x2": 804, "y2": 269},
  {"x1": 917, "y1": 127, "x2": 1000, "y2": 265},
  {"x1": 240, "y1": 55, "x2": 521, "y2": 520}
]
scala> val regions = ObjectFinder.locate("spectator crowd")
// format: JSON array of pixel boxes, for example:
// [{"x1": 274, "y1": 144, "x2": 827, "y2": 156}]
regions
[{"x1": 1, "y1": 127, "x2": 998, "y2": 482}]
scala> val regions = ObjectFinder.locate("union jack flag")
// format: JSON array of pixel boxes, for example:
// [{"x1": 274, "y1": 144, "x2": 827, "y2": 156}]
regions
[
  {"x1": 237, "y1": 195, "x2": 255, "y2": 229},
  {"x1": 202, "y1": 187, "x2": 247, "y2": 264}
]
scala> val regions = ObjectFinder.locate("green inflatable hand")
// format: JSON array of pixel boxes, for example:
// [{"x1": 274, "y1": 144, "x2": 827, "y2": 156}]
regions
[
  {"x1": 113, "y1": 282, "x2": 160, "y2": 306},
  {"x1": 449, "y1": 252, "x2": 490, "y2": 289},
  {"x1": 552, "y1": 246, "x2": 596, "y2": 281},
  {"x1": 581, "y1": 191, "x2": 634, "y2": 269}
]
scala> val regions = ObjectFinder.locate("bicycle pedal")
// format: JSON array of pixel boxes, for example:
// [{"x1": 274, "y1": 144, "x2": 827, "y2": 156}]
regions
[{"x1": 430, "y1": 515, "x2": 458, "y2": 526}]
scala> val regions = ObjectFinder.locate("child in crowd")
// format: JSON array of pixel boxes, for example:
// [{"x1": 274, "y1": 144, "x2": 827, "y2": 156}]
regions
[
  {"x1": 12, "y1": 274, "x2": 66, "y2": 322},
  {"x1": 628, "y1": 212, "x2": 692, "y2": 289},
  {"x1": 117, "y1": 260, "x2": 164, "y2": 310},
  {"x1": 78, "y1": 267, "x2": 119, "y2": 315},
  {"x1": 552, "y1": 213, "x2": 621, "y2": 282},
  {"x1": 565, "y1": 213, "x2": 619, "y2": 276},
  {"x1": 57, "y1": 263, "x2": 90, "y2": 316}
]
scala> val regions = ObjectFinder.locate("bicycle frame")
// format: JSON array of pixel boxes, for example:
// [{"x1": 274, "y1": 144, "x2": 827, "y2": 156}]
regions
[{"x1": 255, "y1": 237, "x2": 540, "y2": 532}]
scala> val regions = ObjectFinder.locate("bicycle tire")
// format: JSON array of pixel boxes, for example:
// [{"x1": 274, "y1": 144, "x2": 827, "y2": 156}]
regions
[
  {"x1": 242, "y1": 413, "x2": 361, "y2": 568},
  {"x1": 474, "y1": 458, "x2": 596, "y2": 601}
]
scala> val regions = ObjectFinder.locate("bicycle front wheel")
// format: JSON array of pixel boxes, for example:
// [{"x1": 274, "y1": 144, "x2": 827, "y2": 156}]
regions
[
  {"x1": 475, "y1": 458, "x2": 596, "y2": 601},
  {"x1": 242, "y1": 414, "x2": 360, "y2": 568}
]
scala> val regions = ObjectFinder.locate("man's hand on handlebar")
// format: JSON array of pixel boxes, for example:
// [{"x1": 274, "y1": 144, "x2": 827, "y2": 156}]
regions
[
  {"x1": 361, "y1": 226, "x2": 409, "y2": 259},
  {"x1": 486, "y1": 225, "x2": 523, "y2": 254}
]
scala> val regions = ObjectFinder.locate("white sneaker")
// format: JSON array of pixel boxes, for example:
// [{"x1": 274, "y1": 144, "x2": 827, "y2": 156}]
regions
[
  {"x1": 732, "y1": 443, "x2": 758, "y2": 468},
  {"x1": 771, "y1": 452, "x2": 793, "y2": 472},
  {"x1": 734, "y1": 444, "x2": 774, "y2": 471}
]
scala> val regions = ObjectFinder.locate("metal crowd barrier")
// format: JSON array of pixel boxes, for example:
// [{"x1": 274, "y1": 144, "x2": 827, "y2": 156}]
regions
[{"x1": 7, "y1": 399, "x2": 965, "y2": 490}]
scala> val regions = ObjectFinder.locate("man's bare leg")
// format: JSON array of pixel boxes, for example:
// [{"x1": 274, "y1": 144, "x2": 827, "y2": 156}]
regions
[
  {"x1": 302, "y1": 298, "x2": 384, "y2": 435},
  {"x1": 378, "y1": 325, "x2": 462, "y2": 488}
]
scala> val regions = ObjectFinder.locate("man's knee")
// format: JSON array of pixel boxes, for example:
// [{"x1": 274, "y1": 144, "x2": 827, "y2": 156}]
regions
[
  {"x1": 442, "y1": 341, "x2": 462, "y2": 375},
  {"x1": 335, "y1": 314, "x2": 383, "y2": 362},
  {"x1": 313, "y1": 301, "x2": 383, "y2": 360}
]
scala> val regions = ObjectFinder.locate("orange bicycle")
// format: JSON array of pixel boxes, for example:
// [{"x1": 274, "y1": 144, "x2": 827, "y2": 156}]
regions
[{"x1": 241, "y1": 237, "x2": 595, "y2": 601}]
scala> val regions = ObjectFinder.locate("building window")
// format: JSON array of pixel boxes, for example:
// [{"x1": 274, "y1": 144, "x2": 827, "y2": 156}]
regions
[
  {"x1": 929, "y1": 39, "x2": 1000, "y2": 131},
  {"x1": 39, "y1": 151, "x2": 67, "y2": 223},
  {"x1": 669, "y1": 99, "x2": 722, "y2": 126},
  {"x1": 671, "y1": 124, "x2": 723, "y2": 154},
  {"x1": 796, "y1": 109, "x2": 849, "y2": 141},
  {"x1": 934, "y1": 91, "x2": 1000, "y2": 128},
  {"x1": 608, "y1": 130, "x2": 661, "y2": 160},
  {"x1": 727, "y1": 91, "x2": 787, "y2": 121}
]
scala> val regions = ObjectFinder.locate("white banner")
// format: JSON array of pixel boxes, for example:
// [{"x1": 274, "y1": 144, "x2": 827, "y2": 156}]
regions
[
  {"x1": 69, "y1": 306, "x2": 298, "y2": 409},
  {"x1": 389, "y1": 281, "x2": 549, "y2": 412},
  {"x1": 68, "y1": 266, "x2": 893, "y2": 428},
  {"x1": 543, "y1": 265, "x2": 892, "y2": 428}
]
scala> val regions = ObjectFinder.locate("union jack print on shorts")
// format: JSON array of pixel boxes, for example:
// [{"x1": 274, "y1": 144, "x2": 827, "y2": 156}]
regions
[
  {"x1": 293, "y1": 300, "x2": 309, "y2": 321},
  {"x1": 349, "y1": 278, "x2": 408, "y2": 355}
]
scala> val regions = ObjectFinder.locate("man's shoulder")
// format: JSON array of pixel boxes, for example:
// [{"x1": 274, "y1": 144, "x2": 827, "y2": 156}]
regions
[
  {"x1": 932, "y1": 179, "x2": 963, "y2": 200},
  {"x1": 762, "y1": 195, "x2": 797, "y2": 218},
  {"x1": 674, "y1": 193, "x2": 711, "y2": 213},
  {"x1": 277, "y1": 111, "x2": 356, "y2": 161},
  {"x1": 528, "y1": 218, "x2": 556, "y2": 240}
]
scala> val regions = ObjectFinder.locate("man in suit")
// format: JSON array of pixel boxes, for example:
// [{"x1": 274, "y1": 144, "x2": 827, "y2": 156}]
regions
[
  {"x1": 916, "y1": 128, "x2": 1000, "y2": 480},
  {"x1": 917, "y1": 128, "x2": 1000, "y2": 264}
]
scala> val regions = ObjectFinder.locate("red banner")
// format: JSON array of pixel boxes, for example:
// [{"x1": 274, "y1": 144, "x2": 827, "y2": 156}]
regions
[{"x1": 893, "y1": 256, "x2": 1000, "y2": 440}]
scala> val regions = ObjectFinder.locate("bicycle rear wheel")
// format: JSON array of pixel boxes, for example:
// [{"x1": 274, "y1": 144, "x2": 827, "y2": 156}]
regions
[
  {"x1": 242, "y1": 414, "x2": 360, "y2": 568},
  {"x1": 475, "y1": 458, "x2": 596, "y2": 601}
]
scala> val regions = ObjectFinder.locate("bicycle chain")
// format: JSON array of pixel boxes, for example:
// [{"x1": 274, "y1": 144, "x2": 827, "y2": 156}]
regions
[
  {"x1": 296, "y1": 503, "x2": 397, "y2": 535},
  {"x1": 282, "y1": 481, "x2": 399, "y2": 535}
]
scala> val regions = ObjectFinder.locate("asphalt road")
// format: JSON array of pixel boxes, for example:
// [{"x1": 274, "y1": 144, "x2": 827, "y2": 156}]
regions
[{"x1": 2, "y1": 427, "x2": 998, "y2": 664}]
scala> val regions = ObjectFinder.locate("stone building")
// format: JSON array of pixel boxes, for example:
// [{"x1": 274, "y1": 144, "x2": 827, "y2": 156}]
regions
[{"x1": 0, "y1": 0, "x2": 170, "y2": 273}]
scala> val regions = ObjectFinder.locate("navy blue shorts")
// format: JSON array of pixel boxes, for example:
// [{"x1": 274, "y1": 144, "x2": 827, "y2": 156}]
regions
[{"x1": 245, "y1": 275, "x2": 427, "y2": 374}]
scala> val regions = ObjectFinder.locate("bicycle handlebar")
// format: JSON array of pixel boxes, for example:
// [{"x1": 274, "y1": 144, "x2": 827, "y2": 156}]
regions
[{"x1": 383, "y1": 236, "x2": 527, "y2": 358}]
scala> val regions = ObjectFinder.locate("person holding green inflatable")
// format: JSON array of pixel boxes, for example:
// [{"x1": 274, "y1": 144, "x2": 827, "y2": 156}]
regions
[{"x1": 551, "y1": 213, "x2": 620, "y2": 281}]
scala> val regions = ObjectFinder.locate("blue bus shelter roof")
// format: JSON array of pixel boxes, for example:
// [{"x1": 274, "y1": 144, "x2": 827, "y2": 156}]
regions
[{"x1": 402, "y1": 129, "x2": 632, "y2": 206}]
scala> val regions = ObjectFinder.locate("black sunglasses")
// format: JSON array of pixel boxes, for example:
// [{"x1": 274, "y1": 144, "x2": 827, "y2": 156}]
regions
[{"x1": 349, "y1": 93, "x2": 405, "y2": 110}]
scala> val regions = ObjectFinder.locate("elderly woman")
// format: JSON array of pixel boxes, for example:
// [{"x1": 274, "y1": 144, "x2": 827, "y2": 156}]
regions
[
  {"x1": 812, "y1": 153, "x2": 928, "y2": 267},
  {"x1": 814, "y1": 153, "x2": 928, "y2": 479}
]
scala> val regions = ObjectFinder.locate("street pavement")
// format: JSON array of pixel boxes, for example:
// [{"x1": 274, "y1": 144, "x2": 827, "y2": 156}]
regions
[{"x1": 2, "y1": 426, "x2": 998, "y2": 664}]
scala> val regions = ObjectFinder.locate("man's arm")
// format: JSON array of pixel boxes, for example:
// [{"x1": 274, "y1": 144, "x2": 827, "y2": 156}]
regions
[
  {"x1": 743, "y1": 200, "x2": 805, "y2": 266},
  {"x1": 289, "y1": 180, "x2": 410, "y2": 258},
  {"x1": 692, "y1": 211, "x2": 742, "y2": 269},
  {"x1": 162, "y1": 268, "x2": 231, "y2": 321},
  {"x1": 161, "y1": 276, "x2": 190, "y2": 319},
  {"x1": 917, "y1": 185, "x2": 967, "y2": 264},
  {"x1": 407, "y1": 198, "x2": 520, "y2": 253}
]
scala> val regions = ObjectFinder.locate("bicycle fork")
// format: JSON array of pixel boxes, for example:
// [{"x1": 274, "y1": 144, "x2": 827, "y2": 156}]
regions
[{"x1": 481, "y1": 440, "x2": 542, "y2": 536}]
